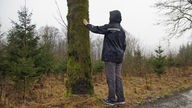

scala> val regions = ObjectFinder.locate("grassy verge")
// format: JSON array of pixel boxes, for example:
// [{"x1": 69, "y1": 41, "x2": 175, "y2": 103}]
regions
[{"x1": 1, "y1": 67, "x2": 192, "y2": 108}]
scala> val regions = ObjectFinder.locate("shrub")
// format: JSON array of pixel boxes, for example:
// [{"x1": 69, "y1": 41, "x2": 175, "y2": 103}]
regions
[{"x1": 93, "y1": 60, "x2": 104, "y2": 74}]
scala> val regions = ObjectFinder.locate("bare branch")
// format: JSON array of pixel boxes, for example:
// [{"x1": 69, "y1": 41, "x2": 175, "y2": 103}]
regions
[
  {"x1": 187, "y1": 0, "x2": 192, "y2": 4},
  {"x1": 54, "y1": 0, "x2": 67, "y2": 29},
  {"x1": 54, "y1": 16, "x2": 67, "y2": 28},
  {"x1": 0, "y1": 24, "x2": 4, "y2": 39},
  {"x1": 155, "y1": 0, "x2": 192, "y2": 38}
]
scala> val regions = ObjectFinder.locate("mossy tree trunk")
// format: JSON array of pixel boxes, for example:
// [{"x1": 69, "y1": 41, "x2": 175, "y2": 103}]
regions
[{"x1": 66, "y1": 0, "x2": 94, "y2": 94}]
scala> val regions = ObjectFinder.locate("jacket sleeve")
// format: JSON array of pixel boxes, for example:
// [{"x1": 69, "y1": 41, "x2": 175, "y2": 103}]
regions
[{"x1": 86, "y1": 24, "x2": 108, "y2": 34}]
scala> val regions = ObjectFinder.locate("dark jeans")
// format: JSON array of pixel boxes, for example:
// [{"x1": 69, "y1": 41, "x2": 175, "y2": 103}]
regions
[{"x1": 105, "y1": 62, "x2": 125, "y2": 102}]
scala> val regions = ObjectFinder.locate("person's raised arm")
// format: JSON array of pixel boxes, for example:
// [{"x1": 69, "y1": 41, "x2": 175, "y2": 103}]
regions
[{"x1": 83, "y1": 19, "x2": 108, "y2": 34}]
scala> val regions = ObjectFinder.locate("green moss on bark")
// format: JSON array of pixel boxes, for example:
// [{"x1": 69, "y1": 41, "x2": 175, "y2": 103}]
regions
[{"x1": 66, "y1": 0, "x2": 94, "y2": 94}]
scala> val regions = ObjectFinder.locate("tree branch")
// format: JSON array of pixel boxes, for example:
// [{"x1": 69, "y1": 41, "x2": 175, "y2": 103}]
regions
[
  {"x1": 155, "y1": 0, "x2": 192, "y2": 37},
  {"x1": 54, "y1": 0, "x2": 67, "y2": 29}
]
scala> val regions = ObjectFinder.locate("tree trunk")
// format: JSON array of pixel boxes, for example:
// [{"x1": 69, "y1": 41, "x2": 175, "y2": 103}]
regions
[
  {"x1": 23, "y1": 76, "x2": 26, "y2": 104},
  {"x1": 66, "y1": 0, "x2": 94, "y2": 94}
]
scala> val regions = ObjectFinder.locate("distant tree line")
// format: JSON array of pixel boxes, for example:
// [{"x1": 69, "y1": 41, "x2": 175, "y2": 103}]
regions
[{"x1": 167, "y1": 43, "x2": 192, "y2": 67}]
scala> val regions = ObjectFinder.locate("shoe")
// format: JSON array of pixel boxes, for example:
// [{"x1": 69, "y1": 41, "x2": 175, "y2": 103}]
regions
[
  {"x1": 102, "y1": 98, "x2": 115, "y2": 106},
  {"x1": 116, "y1": 100, "x2": 126, "y2": 105}
]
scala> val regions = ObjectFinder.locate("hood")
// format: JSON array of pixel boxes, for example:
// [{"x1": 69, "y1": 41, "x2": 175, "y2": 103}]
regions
[{"x1": 109, "y1": 10, "x2": 122, "y2": 23}]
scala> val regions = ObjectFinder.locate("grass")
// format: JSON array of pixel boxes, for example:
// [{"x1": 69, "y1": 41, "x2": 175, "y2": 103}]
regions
[{"x1": 1, "y1": 67, "x2": 192, "y2": 108}]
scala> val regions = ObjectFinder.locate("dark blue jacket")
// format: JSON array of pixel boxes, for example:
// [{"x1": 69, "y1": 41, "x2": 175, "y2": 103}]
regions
[{"x1": 86, "y1": 10, "x2": 126, "y2": 63}]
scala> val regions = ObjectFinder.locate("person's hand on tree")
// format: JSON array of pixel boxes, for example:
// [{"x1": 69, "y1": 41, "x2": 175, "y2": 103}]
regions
[{"x1": 83, "y1": 19, "x2": 89, "y2": 26}]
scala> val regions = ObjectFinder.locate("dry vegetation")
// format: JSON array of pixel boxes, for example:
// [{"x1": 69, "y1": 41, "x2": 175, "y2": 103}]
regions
[{"x1": 1, "y1": 67, "x2": 192, "y2": 108}]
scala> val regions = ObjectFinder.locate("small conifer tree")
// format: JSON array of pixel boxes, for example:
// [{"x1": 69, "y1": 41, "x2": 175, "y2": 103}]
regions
[
  {"x1": 152, "y1": 46, "x2": 167, "y2": 78},
  {"x1": 0, "y1": 33, "x2": 9, "y2": 101},
  {"x1": 7, "y1": 8, "x2": 39, "y2": 102}
]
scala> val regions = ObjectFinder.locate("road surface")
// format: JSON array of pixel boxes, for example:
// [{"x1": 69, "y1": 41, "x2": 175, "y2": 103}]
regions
[{"x1": 136, "y1": 90, "x2": 192, "y2": 108}]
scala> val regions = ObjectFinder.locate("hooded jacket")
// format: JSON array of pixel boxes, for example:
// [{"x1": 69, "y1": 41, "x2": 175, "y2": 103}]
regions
[{"x1": 86, "y1": 10, "x2": 126, "y2": 63}]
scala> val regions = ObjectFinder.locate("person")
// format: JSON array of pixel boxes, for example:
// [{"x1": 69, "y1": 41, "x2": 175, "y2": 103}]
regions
[{"x1": 83, "y1": 10, "x2": 126, "y2": 105}]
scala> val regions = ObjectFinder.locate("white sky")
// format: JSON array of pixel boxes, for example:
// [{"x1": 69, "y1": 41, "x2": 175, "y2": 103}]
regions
[{"x1": 0, "y1": 0, "x2": 190, "y2": 53}]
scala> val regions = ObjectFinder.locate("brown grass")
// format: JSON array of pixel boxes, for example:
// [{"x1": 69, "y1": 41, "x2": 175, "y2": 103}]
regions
[{"x1": 1, "y1": 67, "x2": 192, "y2": 108}]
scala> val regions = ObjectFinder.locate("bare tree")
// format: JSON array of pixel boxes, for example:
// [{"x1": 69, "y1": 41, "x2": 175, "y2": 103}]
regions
[
  {"x1": 188, "y1": 0, "x2": 192, "y2": 4},
  {"x1": 94, "y1": 37, "x2": 103, "y2": 60},
  {"x1": 91, "y1": 36, "x2": 103, "y2": 60},
  {"x1": 0, "y1": 24, "x2": 2, "y2": 46},
  {"x1": 155, "y1": 0, "x2": 192, "y2": 38},
  {"x1": 38, "y1": 26, "x2": 67, "y2": 64},
  {"x1": 38, "y1": 26, "x2": 61, "y2": 50},
  {"x1": 53, "y1": 0, "x2": 68, "y2": 59},
  {"x1": 124, "y1": 31, "x2": 139, "y2": 56},
  {"x1": 54, "y1": 0, "x2": 67, "y2": 29},
  {"x1": 0, "y1": 24, "x2": 4, "y2": 41}
]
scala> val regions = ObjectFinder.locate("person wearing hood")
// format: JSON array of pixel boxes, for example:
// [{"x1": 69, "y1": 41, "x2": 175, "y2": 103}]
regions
[{"x1": 83, "y1": 10, "x2": 126, "y2": 105}]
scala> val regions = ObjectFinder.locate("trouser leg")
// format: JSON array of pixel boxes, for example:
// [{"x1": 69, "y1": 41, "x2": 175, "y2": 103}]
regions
[
  {"x1": 115, "y1": 63, "x2": 125, "y2": 101},
  {"x1": 105, "y1": 62, "x2": 116, "y2": 102}
]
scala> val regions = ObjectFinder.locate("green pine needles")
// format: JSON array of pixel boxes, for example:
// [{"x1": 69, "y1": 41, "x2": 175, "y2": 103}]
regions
[
  {"x1": 7, "y1": 8, "x2": 39, "y2": 102},
  {"x1": 152, "y1": 46, "x2": 167, "y2": 78},
  {"x1": 4, "y1": 8, "x2": 58, "y2": 102}
]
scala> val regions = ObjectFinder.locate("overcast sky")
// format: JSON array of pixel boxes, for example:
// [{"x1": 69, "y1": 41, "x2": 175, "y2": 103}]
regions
[{"x1": 0, "y1": 0, "x2": 190, "y2": 53}]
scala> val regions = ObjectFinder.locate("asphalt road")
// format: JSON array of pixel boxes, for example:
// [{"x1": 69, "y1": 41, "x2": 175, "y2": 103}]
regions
[{"x1": 136, "y1": 90, "x2": 192, "y2": 108}]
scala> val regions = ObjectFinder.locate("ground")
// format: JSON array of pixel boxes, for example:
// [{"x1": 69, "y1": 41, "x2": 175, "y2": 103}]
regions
[
  {"x1": 0, "y1": 67, "x2": 192, "y2": 108},
  {"x1": 136, "y1": 89, "x2": 192, "y2": 108}
]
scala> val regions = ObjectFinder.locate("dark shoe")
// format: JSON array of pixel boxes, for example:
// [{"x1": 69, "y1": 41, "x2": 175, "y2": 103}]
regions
[
  {"x1": 116, "y1": 100, "x2": 126, "y2": 105},
  {"x1": 102, "y1": 98, "x2": 115, "y2": 106}
]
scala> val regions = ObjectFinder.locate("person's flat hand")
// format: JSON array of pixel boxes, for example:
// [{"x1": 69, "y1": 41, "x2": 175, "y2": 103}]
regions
[{"x1": 83, "y1": 19, "x2": 89, "y2": 26}]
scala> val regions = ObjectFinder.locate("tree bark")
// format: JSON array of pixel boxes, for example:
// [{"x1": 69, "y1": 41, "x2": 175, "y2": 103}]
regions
[{"x1": 66, "y1": 0, "x2": 94, "y2": 94}]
